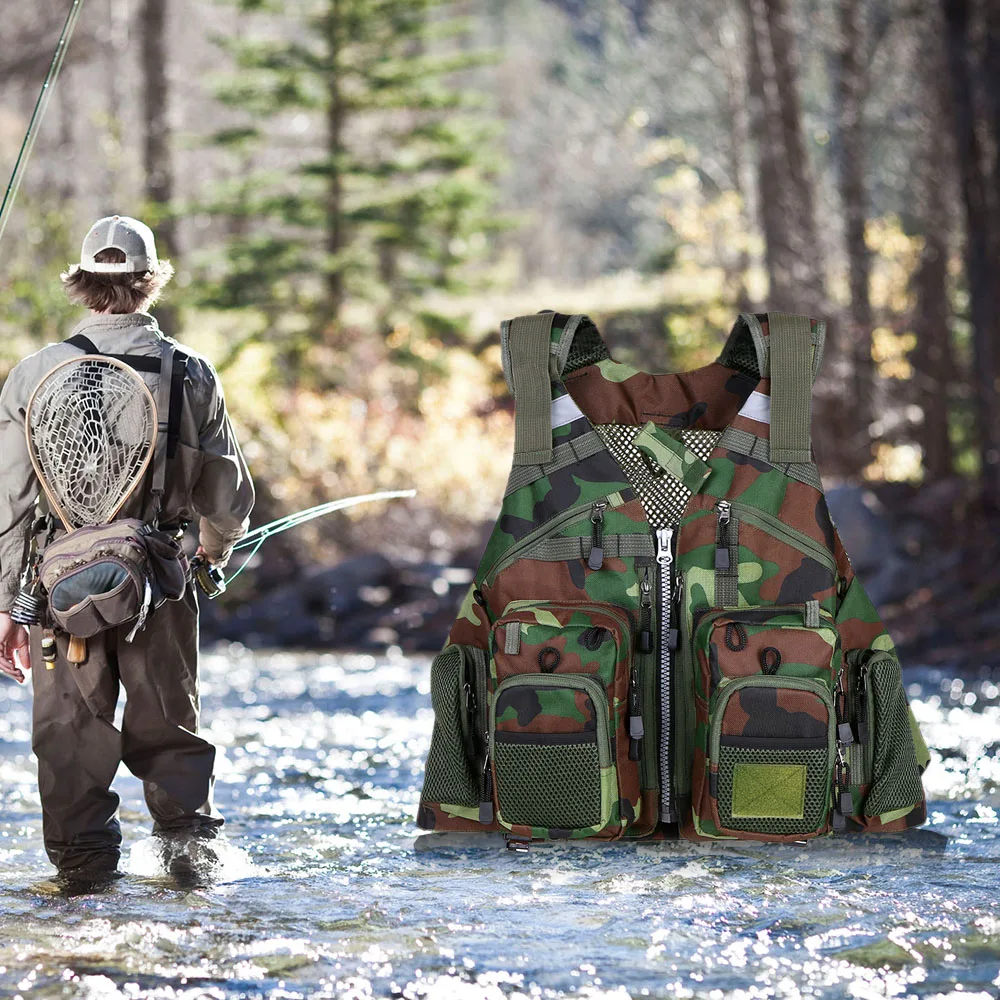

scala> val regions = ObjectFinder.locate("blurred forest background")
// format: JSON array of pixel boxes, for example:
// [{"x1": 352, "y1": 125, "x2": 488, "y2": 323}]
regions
[{"x1": 1, "y1": 0, "x2": 998, "y2": 663}]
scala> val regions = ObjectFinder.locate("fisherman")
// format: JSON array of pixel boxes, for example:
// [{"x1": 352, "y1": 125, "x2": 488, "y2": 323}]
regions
[{"x1": 0, "y1": 216, "x2": 255, "y2": 887}]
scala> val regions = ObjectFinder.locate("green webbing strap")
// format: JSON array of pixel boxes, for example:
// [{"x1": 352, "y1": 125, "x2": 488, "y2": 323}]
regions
[
  {"x1": 504, "y1": 430, "x2": 606, "y2": 497},
  {"x1": 767, "y1": 312, "x2": 814, "y2": 465},
  {"x1": 505, "y1": 313, "x2": 556, "y2": 466}
]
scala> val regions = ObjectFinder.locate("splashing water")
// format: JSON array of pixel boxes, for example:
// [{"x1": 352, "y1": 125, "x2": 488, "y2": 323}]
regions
[{"x1": 1, "y1": 648, "x2": 998, "y2": 999}]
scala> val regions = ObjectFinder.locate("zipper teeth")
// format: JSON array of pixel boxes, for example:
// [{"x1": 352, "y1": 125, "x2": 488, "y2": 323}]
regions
[{"x1": 656, "y1": 526, "x2": 674, "y2": 824}]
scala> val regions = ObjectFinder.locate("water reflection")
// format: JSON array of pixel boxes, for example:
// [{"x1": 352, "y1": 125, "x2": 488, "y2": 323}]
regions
[{"x1": 1, "y1": 650, "x2": 998, "y2": 998}]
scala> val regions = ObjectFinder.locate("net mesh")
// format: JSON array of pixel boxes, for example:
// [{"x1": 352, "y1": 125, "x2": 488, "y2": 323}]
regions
[
  {"x1": 495, "y1": 739, "x2": 602, "y2": 829},
  {"x1": 717, "y1": 744, "x2": 830, "y2": 835},
  {"x1": 422, "y1": 647, "x2": 480, "y2": 806},
  {"x1": 563, "y1": 320, "x2": 611, "y2": 375},
  {"x1": 864, "y1": 657, "x2": 924, "y2": 817},
  {"x1": 28, "y1": 358, "x2": 156, "y2": 528},
  {"x1": 595, "y1": 424, "x2": 721, "y2": 527}
]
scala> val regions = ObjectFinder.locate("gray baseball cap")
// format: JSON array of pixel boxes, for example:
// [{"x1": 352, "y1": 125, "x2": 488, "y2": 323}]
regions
[{"x1": 79, "y1": 215, "x2": 159, "y2": 273}]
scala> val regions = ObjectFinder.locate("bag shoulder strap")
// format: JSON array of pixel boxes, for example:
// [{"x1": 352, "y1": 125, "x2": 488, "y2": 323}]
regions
[{"x1": 64, "y1": 331, "x2": 189, "y2": 519}]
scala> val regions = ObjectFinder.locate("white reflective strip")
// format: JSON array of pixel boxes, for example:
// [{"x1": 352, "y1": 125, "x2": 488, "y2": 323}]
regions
[
  {"x1": 550, "y1": 392, "x2": 585, "y2": 428},
  {"x1": 737, "y1": 390, "x2": 771, "y2": 424}
]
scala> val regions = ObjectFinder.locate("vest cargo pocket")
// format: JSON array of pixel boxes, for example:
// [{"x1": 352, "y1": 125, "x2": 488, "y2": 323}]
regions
[
  {"x1": 689, "y1": 603, "x2": 840, "y2": 841},
  {"x1": 490, "y1": 673, "x2": 612, "y2": 834},
  {"x1": 487, "y1": 600, "x2": 638, "y2": 838},
  {"x1": 862, "y1": 652, "x2": 925, "y2": 821},
  {"x1": 705, "y1": 676, "x2": 835, "y2": 839},
  {"x1": 420, "y1": 644, "x2": 487, "y2": 812}
]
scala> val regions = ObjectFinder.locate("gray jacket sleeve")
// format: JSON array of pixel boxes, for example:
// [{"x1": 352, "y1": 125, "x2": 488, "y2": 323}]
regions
[
  {"x1": 190, "y1": 361, "x2": 255, "y2": 566},
  {"x1": 0, "y1": 364, "x2": 39, "y2": 611}
]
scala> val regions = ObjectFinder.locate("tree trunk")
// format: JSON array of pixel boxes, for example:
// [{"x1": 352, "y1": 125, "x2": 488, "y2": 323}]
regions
[
  {"x1": 325, "y1": 0, "x2": 345, "y2": 325},
  {"x1": 741, "y1": 0, "x2": 825, "y2": 315},
  {"x1": 833, "y1": 0, "x2": 874, "y2": 442},
  {"x1": 940, "y1": 0, "x2": 1000, "y2": 513},
  {"x1": 140, "y1": 0, "x2": 177, "y2": 334},
  {"x1": 909, "y1": 10, "x2": 956, "y2": 483},
  {"x1": 718, "y1": 2, "x2": 753, "y2": 311}
]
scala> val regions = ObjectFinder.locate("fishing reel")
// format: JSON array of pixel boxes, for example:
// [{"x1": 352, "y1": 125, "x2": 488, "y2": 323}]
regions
[{"x1": 191, "y1": 555, "x2": 227, "y2": 600}]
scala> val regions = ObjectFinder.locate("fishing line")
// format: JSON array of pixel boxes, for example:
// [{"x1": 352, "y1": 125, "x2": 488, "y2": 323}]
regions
[{"x1": 0, "y1": 0, "x2": 87, "y2": 249}]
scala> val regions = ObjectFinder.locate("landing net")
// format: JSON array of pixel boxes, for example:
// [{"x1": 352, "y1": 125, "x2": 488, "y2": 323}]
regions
[{"x1": 26, "y1": 357, "x2": 157, "y2": 529}]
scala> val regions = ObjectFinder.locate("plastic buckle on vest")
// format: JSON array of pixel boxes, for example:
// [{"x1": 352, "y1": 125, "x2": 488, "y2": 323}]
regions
[{"x1": 504, "y1": 834, "x2": 531, "y2": 853}]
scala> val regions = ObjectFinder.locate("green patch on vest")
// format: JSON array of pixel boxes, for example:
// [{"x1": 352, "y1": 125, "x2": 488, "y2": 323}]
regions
[{"x1": 731, "y1": 762, "x2": 807, "y2": 819}]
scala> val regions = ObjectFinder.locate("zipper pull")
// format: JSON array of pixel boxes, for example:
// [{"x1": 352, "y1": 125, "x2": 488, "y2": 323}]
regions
[
  {"x1": 832, "y1": 748, "x2": 852, "y2": 832},
  {"x1": 715, "y1": 500, "x2": 731, "y2": 570},
  {"x1": 655, "y1": 527, "x2": 678, "y2": 649},
  {"x1": 638, "y1": 567, "x2": 653, "y2": 653},
  {"x1": 588, "y1": 500, "x2": 607, "y2": 570},
  {"x1": 479, "y1": 751, "x2": 494, "y2": 825},
  {"x1": 835, "y1": 688, "x2": 854, "y2": 746},
  {"x1": 628, "y1": 664, "x2": 644, "y2": 761},
  {"x1": 655, "y1": 526, "x2": 674, "y2": 566}
]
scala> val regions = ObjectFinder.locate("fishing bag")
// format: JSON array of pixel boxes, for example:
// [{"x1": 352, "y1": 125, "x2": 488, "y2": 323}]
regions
[
  {"x1": 35, "y1": 334, "x2": 190, "y2": 640},
  {"x1": 39, "y1": 520, "x2": 187, "y2": 639},
  {"x1": 417, "y1": 311, "x2": 930, "y2": 843}
]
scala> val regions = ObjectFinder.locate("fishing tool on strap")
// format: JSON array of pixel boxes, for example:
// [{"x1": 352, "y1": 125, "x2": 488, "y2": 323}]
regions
[{"x1": 191, "y1": 489, "x2": 418, "y2": 599}]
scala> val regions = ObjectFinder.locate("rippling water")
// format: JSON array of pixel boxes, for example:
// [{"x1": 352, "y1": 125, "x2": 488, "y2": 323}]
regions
[{"x1": 1, "y1": 648, "x2": 998, "y2": 999}]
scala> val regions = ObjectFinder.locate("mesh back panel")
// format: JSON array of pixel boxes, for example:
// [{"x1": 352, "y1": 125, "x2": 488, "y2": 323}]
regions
[
  {"x1": 722, "y1": 334, "x2": 761, "y2": 379},
  {"x1": 595, "y1": 424, "x2": 721, "y2": 527},
  {"x1": 422, "y1": 648, "x2": 479, "y2": 806},
  {"x1": 864, "y1": 658, "x2": 924, "y2": 817},
  {"x1": 495, "y1": 739, "x2": 601, "y2": 829},
  {"x1": 717, "y1": 744, "x2": 830, "y2": 835},
  {"x1": 563, "y1": 321, "x2": 611, "y2": 376}
]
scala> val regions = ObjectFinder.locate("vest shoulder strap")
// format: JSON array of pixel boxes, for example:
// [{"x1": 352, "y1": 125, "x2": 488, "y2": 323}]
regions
[
  {"x1": 500, "y1": 312, "x2": 556, "y2": 466},
  {"x1": 718, "y1": 312, "x2": 826, "y2": 465}
]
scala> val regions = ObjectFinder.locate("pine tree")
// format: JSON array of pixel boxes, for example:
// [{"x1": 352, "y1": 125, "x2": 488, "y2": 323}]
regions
[{"x1": 200, "y1": 0, "x2": 502, "y2": 339}]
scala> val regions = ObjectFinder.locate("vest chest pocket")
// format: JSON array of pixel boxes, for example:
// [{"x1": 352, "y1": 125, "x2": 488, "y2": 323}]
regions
[{"x1": 486, "y1": 600, "x2": 639, "y2": 839}]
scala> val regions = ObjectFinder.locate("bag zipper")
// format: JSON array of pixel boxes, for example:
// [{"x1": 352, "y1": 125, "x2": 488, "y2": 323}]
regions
[
  {"x1": 482, "y1": 492, "x2": 625, "y2": 586},
  {"x1": 832, "y1": 653, "x2": 854, "y2": 831},
  {"x1": 714, "y1": 499, "x2": 837, "y2": 576},
  {"x1": 637, "y1": 562, "x2": 656, "y2": 785},
  {"x1": 655, "y1": 524, "x2": 677, "y2": 824}
]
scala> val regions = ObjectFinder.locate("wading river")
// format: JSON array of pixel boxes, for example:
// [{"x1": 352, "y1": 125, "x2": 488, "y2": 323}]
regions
[{"x1": 1, "y1": 648, "x2": 998, "y2": 999}]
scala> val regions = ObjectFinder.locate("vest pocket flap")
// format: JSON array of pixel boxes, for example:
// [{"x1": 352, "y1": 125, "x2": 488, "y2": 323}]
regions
[{"x1": 634, "y1": 420, "x2": 712, "y2": 492}]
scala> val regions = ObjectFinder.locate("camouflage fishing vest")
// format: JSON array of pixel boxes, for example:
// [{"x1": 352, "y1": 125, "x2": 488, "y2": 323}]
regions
[{"x1": 418, "y1": 311, "x2": 930, "y2": 844}]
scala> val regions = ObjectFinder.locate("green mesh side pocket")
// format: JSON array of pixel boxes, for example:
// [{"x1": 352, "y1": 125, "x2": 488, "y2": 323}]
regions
[
  {"x1": 494, "y1": 735, "x2": 602, "y2": 830},
  {"x1": 716, "y1": 740, "x2": 831, "y2": 836},
  {"x1": 864, "y1": 655, "x2": 925, "y2": 819},
  {"x1": 421, "y1": 646, "x2": 479, "y2": 807}
]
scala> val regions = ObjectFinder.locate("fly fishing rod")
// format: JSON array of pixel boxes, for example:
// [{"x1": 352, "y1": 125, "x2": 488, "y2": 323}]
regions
[
  {"x1": 0, "y1": 0, "x2": 87, "y2": 248},
  {"x1": 191, "y1": 489, "x2": 417, "y2": 598}
]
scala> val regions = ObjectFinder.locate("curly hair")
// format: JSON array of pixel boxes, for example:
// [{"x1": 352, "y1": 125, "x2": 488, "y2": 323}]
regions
[{"x1": 61, "y1": 247, "x2": 175, "y2": 314}]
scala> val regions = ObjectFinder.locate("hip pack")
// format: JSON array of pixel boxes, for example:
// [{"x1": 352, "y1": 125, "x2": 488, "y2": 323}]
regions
[
  {"x1": 39, "y1": 520, "x2": 187, "y2": 639},
  {"x1": 417, "y1": 311, "x2": 931, "y2": 844}
]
